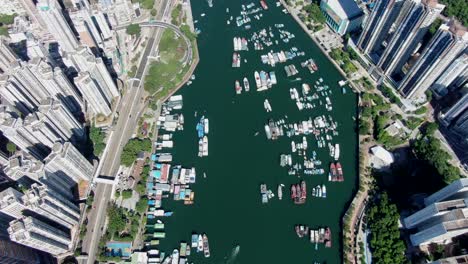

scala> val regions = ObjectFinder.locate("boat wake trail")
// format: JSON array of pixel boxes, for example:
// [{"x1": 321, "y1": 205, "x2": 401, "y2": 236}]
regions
[{"x1": 224, "y1": 245, "x2": 240, "y2": 264}]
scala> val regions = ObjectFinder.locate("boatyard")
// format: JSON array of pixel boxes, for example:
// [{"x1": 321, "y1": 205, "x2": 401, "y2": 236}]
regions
[{"x1": 143, "y1": 0, "x2": 358, "y2": 263}]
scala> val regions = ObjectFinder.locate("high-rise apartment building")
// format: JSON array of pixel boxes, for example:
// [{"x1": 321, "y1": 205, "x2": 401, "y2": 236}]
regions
[
  {"x1": 357, "y1": 0, "x2": 404, "y2": 56},
  {"x1": 22, "y1": 113, "x2": 66, "y2": 147},
  {"x1": 3, "y1": 153, "x2": 75, "y2": 200},
  {"x1": 8, "y1": 216, "x2": 71, "y2": 256},
  {"x1": 432, "y1": 53, "x2": 468, "y2": 97},
  {"x1": 398, "y1": 22, "x2": 468, "y2": 99},
  {"x1": 38, "y1": 98, "x2": 85, "y2": 141},
  {"x1": 0, "y1": 39, "x2": 18, "y2": 73},
  {"x1": 44, "y1": 142, "x2": 94, "y2": 183},
  {"x1": 424, "y1": 178, "x2": 468, "y2": 205},
  {"x1": 0, "y1": 238, "x2": 41, "y2": 264},
  {"x1": 0, "y1": 188, "x2": 27, "y2": 219},
  {"x1": 69, "y1": 46, "x2": 119, "y2": 98},
  {"x1": 404, "y1": 180, "x2": 468, "y2": 246},
  {"x1": 440, "y1": 87, "x2": 468, "y2": 126},
  {"x1": 36, "y1": 0, "x2": 80, "y2": 53},
  {"x1": 69, "y1": 7, "x2": 104, "y2": 48},
  {"x1": 452, "y1": 109, "x2": 468, "y2": 137},
  {"x1": 0, "y1": 114, "x2": 51, "y2": 159},
  {"x1": 22, "y1": 184, "x2": 79, "y2": 229},
  {"x1": 92, "y1": 11, "x2": 113, "y2": 40},
  {"x1": 0, "y1": 61, "x2": 49, "y2": 114},
  {"x1": 0, "y1": 59, "x2": 83, "y2": 115},
  {"x1": 74, "y1": 71, "x2": 112, "y2": 116},
  {"x1": 0, "y1": 184, "x2": 79, "y2": 230},
  {"x1": 29, "y1": 58, "x2": 83, "y2": 113},
  {"x1": 377, "y1": 0, "x2": 445, "y2": 77}
]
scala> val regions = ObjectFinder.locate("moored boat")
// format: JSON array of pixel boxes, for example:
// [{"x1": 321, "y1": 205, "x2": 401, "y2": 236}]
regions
[
  {"x1": 291, "y1": 184, "x2": 296, "y2": 200},
  {"x1": 325, "y1": 227, "x2": 332, "y2": 248},
  {"x1": 278, "y1": 184, "x2": 283, "y2": 200},
  {"x1": 259, "y1": 71, "x2": 268, "y2": 91},
  {"x1": 329, "y1": 163, "x2": 337, "y2": 182},
  {"x1": 310, "y1": 59, "x2": 318, "y2": 71},
  {"x1": 235, "y1": 80, "x2": 242, "y2": 94},
  {"x1": 243, "y1": 77, "x2": 250, "y2": 92},
  {"x1": 260, "y1": 0, "x2": 268, "y2": 10},
  {"x1": 336, "y1": 162, "x2": 344, "y2": 182},
  {"x1": 300, "y1": 181, "x2": 306, "y2": 201},
  {"x1": 204, "y1": 119, "x2": 209, "y2": 134},
  {"x1": 254, "y1": 71, "x2": 261, "y2": 89},
  {"x1": 191, "y1": 234, "x2": 198, "y2": 248},
  {"x1": 202, "y1": 136, "x2": 208, "y2": 156},
  {"x1": 197, "y1": 235, "x2": 204, "y2": 252},
  {"x1": 203, "y1": 234, "x2": 210, "y2": 257}
]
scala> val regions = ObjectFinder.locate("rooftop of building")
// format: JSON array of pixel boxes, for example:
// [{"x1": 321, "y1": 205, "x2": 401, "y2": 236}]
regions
[
  {"x1": 322, "y1": 0, "x2": 363, "y2": 20},
  {"x1": 435, "y1": 199, "x2": 468, "y2": 212},
  {"x1": 443, "y1": 218, "x2": 468, "y2": 232}
]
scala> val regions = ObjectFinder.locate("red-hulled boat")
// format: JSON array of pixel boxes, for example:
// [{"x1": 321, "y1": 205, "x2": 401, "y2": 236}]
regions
[
  {"x1": 260, "y1": 0, "x2": 268, "y2": 10},
  {"x1": 300, "y1": 181, "x2": 306, "y2": 200},
  {"x1": 329, "y1": 163, "x2": 337, "y2": 182},
  {"x1": 325, "y1": 227, "x2": 332, "y2": 248},
  {"x1": 295, "y1": 184, "x2": 301, "y2": 204},
  {"x1": 291, "y1": 184, "x2": 296, "y2": 200},
  {"x1": 336, "y1": 162, "x2": 344, "y2": 182},
  {"x1": 310, "y1": 59, "x2": 318, "y2": 71},
  {"x1": 235, "y1": 80, "x2": 242, "y2": 94}
]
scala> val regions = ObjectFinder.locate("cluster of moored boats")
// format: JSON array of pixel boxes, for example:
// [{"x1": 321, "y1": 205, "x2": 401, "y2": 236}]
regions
[
  {"x1": 260, "y1": 183, "x2": 275, "y2": 203},
  {"x1": 233, "y1": 37, "x2": 248, "y2": 51},
  {"x1": 295, "y1": 225, "x2": 332, "y2": 249},
  {"x1": 146, "y1": 95, "x2": 209, "y2": 263},
  {"x1": 329, "y1": 162, "x2": 344, "y2": 182},
  {"x1": 260, "y1": 47, "x2": 304, "y2": 66},
  {"x1": 284, "y1": 64, "x2": 299, "y2": 77},
  {"x1": 290, "y1": 181, "x2": 307, "y2": 204},
  {"x1": 191, "y1": 233, "x2": 210, "y2": 258},
  {"x1": 196, "y1": 116, "x2": 209, "y2": 157},
  {"x1": 226, "y1": 0, "x2": 347, "y2": 258},
  {"x1": 149, "y1": 233, "x2": 210, "y2": 264}
]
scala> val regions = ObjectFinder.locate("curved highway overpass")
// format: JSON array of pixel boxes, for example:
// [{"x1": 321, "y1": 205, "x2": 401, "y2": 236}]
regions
[{"x1": 119, "y1": 20, "x2": 193, "y2": 66}]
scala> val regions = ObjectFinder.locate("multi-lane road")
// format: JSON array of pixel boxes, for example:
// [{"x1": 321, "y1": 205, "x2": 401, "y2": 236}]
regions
[{"x1": 80, "y1": 0, "x2": 173, "y2": 263}]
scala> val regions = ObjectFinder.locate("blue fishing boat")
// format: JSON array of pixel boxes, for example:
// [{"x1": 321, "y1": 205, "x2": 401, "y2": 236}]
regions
[{"x1": 196, "y1": 116, "x2": 205, "y2": 138}]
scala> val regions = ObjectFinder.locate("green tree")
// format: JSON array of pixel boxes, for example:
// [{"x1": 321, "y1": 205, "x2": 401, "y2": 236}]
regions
[
  {"x1": 438, "y1": 0, "x2": 468, "y2": 26},
  {"x1": 359, "y1": 120, "x2": 370, "y2": 135},
  {"x1": 106, "y1": 203, "x2": 127, "y2": 236},
  {"x1": 0, "y1": 14, "x2": 16, "y2": 25},
  {"x1": 413, "y1": 135, "x2": 460, "y2": 184},
  {"x1": 135, "y1": 197, "x2": 148, "y2": 214},
  {"x1": 136, "y1": 181, "x2": 146, "y2": 195},
  {"x1": 171, "y1": 4, "x2": 182, "y2": 25},
  {"x1": 89, "y1": 126, "x2": 106, "y2": 156},
  {"x1": 121, "y1": 190, "x2": 133, "y2": 199},
  {"x1": 302, "y1": 3, "x2": 325, "y2": 24},
  {"x1": 367, "y1": 193, "x2": 406, "y2": 264},
  {"x1": 151, "y1": 9, "x2": 157, "y2": 16},
  {"x1": 120, "y1": 138, "x2": 152, "y2": 166},
  {"x1": 180, "y1": 25, "x2": 197, "y2": 41},
  {"x1": 423, "y1": 122, "x2": 439, "y2": 135},
  {"x1": 6, "y1": 142, "x2": 16, "y2": 155},
  {"x1": 126, "y1": 24, "x2": 141, "y2": 37}
]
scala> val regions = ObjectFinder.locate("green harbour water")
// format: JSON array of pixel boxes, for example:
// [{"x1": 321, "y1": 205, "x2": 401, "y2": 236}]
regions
[{"x1": 148, "y1": 0, "x2": 359, "y2": 263}]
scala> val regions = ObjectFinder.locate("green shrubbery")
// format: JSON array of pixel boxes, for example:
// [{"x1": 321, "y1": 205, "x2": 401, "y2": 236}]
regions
[
  {"x1": 367, "y1": 193, "x2": 406, "y2": 264},
  {"x1": 126, "y1": 24, "x2": 141, "y2": 37},
  {"x1": 120, "y1": 138, "x2": 152, "y2": 166},
  {"x1": 413, "y1": 129, "x2": 460, "y2": 184},
  {"x1": 89, "y1": 126, "x2": 106, "y2": 156}
]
